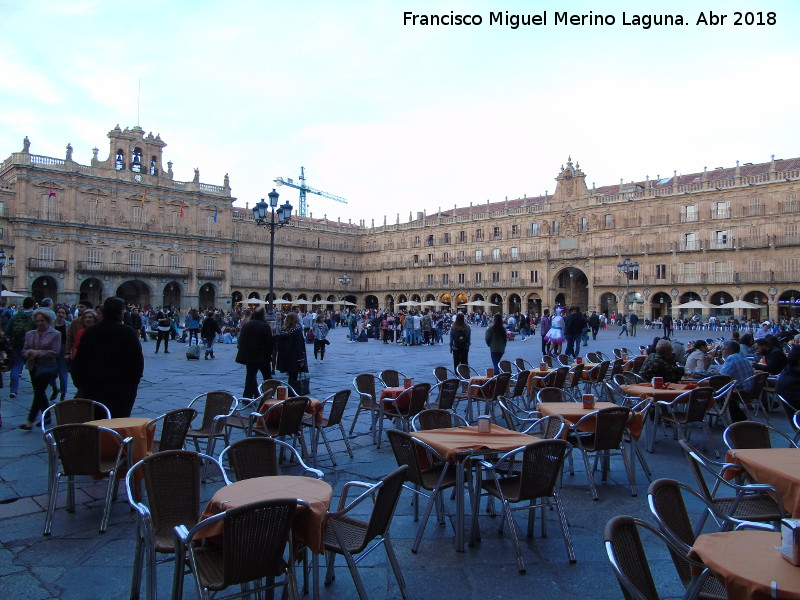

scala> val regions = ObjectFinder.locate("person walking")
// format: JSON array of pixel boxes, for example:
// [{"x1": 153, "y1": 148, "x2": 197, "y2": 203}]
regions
[
  {"x1": 563, "y1": 306, "x2": 587, "y2": 359},
  {"x1": 71, "y1": 297, "x2": 144, "y2": 418},
  {"x1": 485, "y1": 313, "x2": 508, "y2": 374},
  {"x1": 588, "y1": 311, "x2": 601, "y2": 340},
  {"x1": 235, "y1": 307, "x2": 273, "y2": 398},
  {"x1": 6, "y1": 297, "x2": 36, "y2": 399},
  {"x1": 618, "y1": 315, "x2": 629, "y2": 338},
  {"x1": 154, "y1": 310, "x2": 171, "y2": 353},
  {"x1": 545, "y1": 308, "x2": 566, "y2": 356},
  {"x1": 629, "y1": 313, "x2": 639, "y2": 337},
  {"x1": 18, "y1": 309, "x2": 61, "y2": 429},
  {"x1": 662, "y1": 313, "x2": 673, "y2": 339},
  {"x1": 539, "y1": 309, "x2": 552, "y2": 357},
  {"x1": 312, "y1": 314, "x2": 329, "y2": 363},
  {"x1": 275, "y1": 312, "x2": 308, "y2": 393},
  {"x1": 201, "y1": 310, "x2": 221, "y2": 359},
  {"x1": 449, "y1": 312, "x2": 471, "y2": 371},
  {"x1": 185, "y1": 309, "x2": 201, "y2": 346},
  {"x1": 52, "y1": 306, "x2": 69, "y2": 402}
]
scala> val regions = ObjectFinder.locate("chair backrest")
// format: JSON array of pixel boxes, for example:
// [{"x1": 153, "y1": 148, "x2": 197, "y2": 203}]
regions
[
  {"x1": 542, "y1": 355, "x2": 555, "y2": 368},
  {"x1": 406, "y1": 383, "x2": 432, "y2": 417},
  {"x1": 324, "y1": 390, "x2": 351, "y2": 427},
  {"x1": 596, "y1": 360, "x2": 611, "y2": 381},
  {"x1": 276, "y1": 397, "x2": 310, "y2": 436},
  {"x1": 221, "y1": 498, "x2": 297, "y2": 586},
  {"x1": 455, "y1": 363, "x2": 472, "y2": 381},
  {"x1": 631, "y1": 355, "x2": 646, "y2": 373},
  {"x1": 587, "y1": 352, "x2": 602, "y2": 363},
  {"x1": 514, "y1": 358, "x2": 528, "y2": 373},
  {"x1": 498, "y1": 359, "x2": 513, "y2": 374},
  {"x1": 413, "y1": 408, "x2": 467, "y2": 431},
  {"x1": 525, "y1": 415, "x2": 566, "y2": 440},
  {"x1": 679, "y1": 440, "x2": 723, "y2": 502},
  {"x1": 678, "y1": 387, "x2": 715, "y2": 423},
  {"x1": 221, "y1": 437, "x2": 282, "y2": 480},
  {"x1": 576, "y1": 407, "x2": 631, "y2": 452},
  {"x1": 45, "y1": 399, "x2": 111, "y2": 430},
  {"x1": 609, "y1": 358, "x2": 625, "y2": 377},
  {"x1": 190, "y1": 391, "x2": 236, "y2": 433},
  {"x1": 513, "y1": 439, "x2": 570, "y2": 501},
  {"x1": 491, "y1": 372, "x2": 512, "y2": 400},
  {"x1": 557, "y1": 354, "x2": 571, "y2": 367},
  {"x1": 509, "y1": 371, "x2": 530, "y2": 399},
  {"x1": 149, "y1": 408, "x2": 197, "y2": 452},
  {"x1": 435, "y1": 379, "x2": 460, "y2": 411},
  {"x1": 536, "y1": 387, "x2": 564, "y2": 404},
  {"x1": 48, "y1": 424, "x2": 119, "y2": 476},
  {"x1": 380, "y1": 369, "x2": 402, "y2": 388},
  {"x1": 353, "y1": 374, "x2": 377, "y2": 404},
  {"x1": 604, "y1": 516, "x2": 663, "y2": 600},
  {"x1": 566, "y1": 364, "x2": 584, "y2": 388},
  {"x1": 723, "y1": 420, "x2": 796, "y2": 450},
  {"x1": 613, "y1": 348, "x2": 624, "y2": 359},
  {"x1": 747, "y1": 371, "x2": 770, "y2": 398},
  {"x1": 646, "y1": 478, "x2": 699, "y2": 587},
  {"x1": 433, "y1": 366, "x2": 451, "y2": 384},
  {"x1": 260, "y1": 379, "x2": 285, "y2": 396},
  {"x1": 363, "y1": 466, "x2": 408, "y2": 544},
  {"x1": 137, "y1": 450, "x2": 203, "y2": 542},
  {"x1": 697, "y1": 375, "x2": 733, "y2": 393},
  {"x1": 553, "y1": 366, "x2": 571, "y2": 389}
]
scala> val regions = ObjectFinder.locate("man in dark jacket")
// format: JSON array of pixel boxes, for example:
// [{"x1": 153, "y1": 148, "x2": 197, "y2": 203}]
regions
[
  {"x1": 752, "y1": 337, "x2": 788, "y2": 375},
  {"x1": 235, "y1": 307, "x2": 273, "y2": 398},
  {"x1": 588, "y1": 311, "x2": 601, "y2": 340},
  {"x1": 563, "y1": 306, "x2": 588, "y2": 359},
  {"x1": 72, "y1": 297, "x2": 144, "y2": 418}
]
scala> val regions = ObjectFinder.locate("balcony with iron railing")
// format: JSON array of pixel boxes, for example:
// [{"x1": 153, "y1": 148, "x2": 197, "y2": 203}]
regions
[
  {"x1": 197, "y1": 269, "x2": 226, "y2": 280},
  {"x1": 28, "y1": 258, "x2": 67, "y2": 272},
  {"x1": 76, "y1": 261, "x2": 190, "y2": 277}
]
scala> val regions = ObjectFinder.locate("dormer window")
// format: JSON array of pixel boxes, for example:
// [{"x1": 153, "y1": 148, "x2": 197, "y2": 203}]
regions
[
  {"x1": 131, "y1": 147, "x2": 143, "y2": 173},
  {"x1": 115, "y1": 150, "x2": 125, "y2": 171},
  {"x1": 149, "y1": 156, "x2": 158, "y2": 176}
]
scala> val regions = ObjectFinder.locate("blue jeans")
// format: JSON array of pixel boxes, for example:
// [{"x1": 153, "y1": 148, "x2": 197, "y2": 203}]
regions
[
  {"x1": 348, "y1": 325, "x2": 356, "y2": 341},
  {"x1": 490, "y1": 351, "x2": 503, "y2": 374},
  {"x1": 9, "y1": 348, "x2": 25, "y2": 395}
]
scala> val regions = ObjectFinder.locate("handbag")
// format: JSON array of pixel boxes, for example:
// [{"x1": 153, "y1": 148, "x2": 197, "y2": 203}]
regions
[
  {"x1": 32, "y1": 361, "x2": 59, "y2": 380},
  {"x1": 297, "y1": 372, "x2": 311, "y2": 396}
]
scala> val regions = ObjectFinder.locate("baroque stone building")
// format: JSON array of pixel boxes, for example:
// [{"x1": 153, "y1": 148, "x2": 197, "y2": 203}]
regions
[{"x1": 0, "y1": 126, "x2": 798, "y2": 322}]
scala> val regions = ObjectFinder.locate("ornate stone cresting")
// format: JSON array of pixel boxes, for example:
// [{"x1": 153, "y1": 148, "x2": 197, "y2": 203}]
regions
[{"x1": 553, "y1": 156, "x2": 588, "y2": 205}]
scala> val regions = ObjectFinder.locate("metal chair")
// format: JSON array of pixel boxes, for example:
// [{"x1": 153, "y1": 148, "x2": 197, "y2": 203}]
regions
[
  {"x1": 225, "y1": 388, "x2": 273, "y2": 438},
  {"x1": 568, "y1": 406, "x2": 636, "y2": 501},
  {"x1": 176, "y1": 498, "x2": 304, "y2": 600},
  {"x1": 43, "y1": 423, "x2": 131, "y2": 535},
  {"x1": 498, "y1": 399, "x2": 544, "y2": 433},
  {"x1": 736, "y1": 372, "x2": 771, "y2": 422},
  {"x1": 379, "y1": 369, "x2": 408, "y2": 388},
  {"x1": 514, "y1": 357, "x2": 535, "y2": 373},
  {"x1": 301, "y1": 389, "x2": 354, "y2": 467},
  {"x1": 218, "y1": 437, "x2": 322, "y2": 483},
  {"x1": 381, "y1": 383, "x2": 432, "y2": 440},
  {"x1": 40, "y1": 398, "x2": 111, "y2": 432},
  {"x1": 655, "y1": 387, "x2": 719, "y2": 457},
  {"x1": 323, "y1": 466, "x2": 409, "y2": 600},
  {"x1": 505, "y1": 370, "x2": 531, "y2": 409},
  {"x1": 583, "y1": 361, "x2": 610, "y2": 398},
  {"x1": 472, "y1": 439, "x2": 575, "y2": 572},
  {"x1": 455, "y1": 363, "x2": 481, "y2": 380},
  {"x1": 535, "y1": 386, "x2": 566, "y2": 407},
  {"x1": 411, "y1": 408, "x2": 469, "y2": 431},
  {"x1": 467, "y1": 372, "x2": 511, "y2": 423},
  {"x1": 432, "y1": 365, "x2": 456, "y2": 383},
  {"x1": 146, "y1": 408, "x2": 197, "y2": 453},
  {"x1": 723, "y1": 420, "x2": 798, "y2": 450},
  {"x1": 250, "y1": 396, "x2": 310, "y2": 458},
  {"x1": 776, "y1": 395, "x2": 800, "y2": 444},
  {"x1": 185, "y1": 391, "x2": 237, "y2": 460},
  {"x1": 350, "y1": 373, "x2": 383, "y2": 440},
  {"x1": 704, "y1": 381, "x2": 737, "y2": 428},
  {"x1": 563, "y1": 364, "x2": 584, "y2": 401},
  {"x1": 431, "y1": 378, "x2": 461, "y2": 412},
  {"x1": 126, "y1": 450, "x2": 222, "y2": 600},
  {"x1": 498, "y1": 359, "x2": 513, "y2": 374}
]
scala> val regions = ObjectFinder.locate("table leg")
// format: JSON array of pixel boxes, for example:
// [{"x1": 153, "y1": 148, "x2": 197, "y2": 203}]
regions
[
  {"x1": 456, "y1": 459, "x2": 465, "y2": 552},
  {"x1": 313, "y1": 552, "x2": 319, "y2": 600}
]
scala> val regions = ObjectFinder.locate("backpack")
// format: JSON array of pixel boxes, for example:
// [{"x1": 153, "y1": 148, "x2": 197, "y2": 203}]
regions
[
  {"x1": 9, "y1": 312, "x2": 34, "y2": 348},
  {"x1": 452, "y1": 328, "x2": 469, "y2": 349}
]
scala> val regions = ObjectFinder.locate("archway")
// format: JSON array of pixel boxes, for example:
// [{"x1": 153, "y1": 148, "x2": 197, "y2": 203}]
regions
[
  {"x1": 199, "y1": 283, "x2": 216, "y2": 309},
  {"x1": 440, "y1": 293, "x2": 452, "y2": 310},
  {"x1": 489, "y1": 293, "x2": 503, "y2": 314},
  {"x1": 554, "y1": 293, "x2": 567, "y2": 308},
  {"x1": 600, "y1": 292, "x2": 617, "y2": 317},
  {"x1": 679, "y1": 291, "x2": 702, "y2": 304},
  {"x1": 554, "y1": 268, "x2": 589, "y2": 310},
  {"x1": 248, "y1": 292, "x2": 261, "y2": 299},
  {"x1": 455, "y1": 293, "x2": 468, "y2": 307},
  {"x1": 162, "y1": 281, "x2": 182, "y2": 310},
  {"x1": 79, "y1": 278, "x2": 103, "y2": 307},
  {"x1": 31, "y1": 276, "x2": 58, "y2": 304},
  {"x1": 779, "y1": 290, "x2": 800, "y2": 319},
  {"x1": 364, "y1": 295, "x2": 379, "y2": 310},
  {"x1": 527, "y1": 294, "x2": 542, "y2": 317},
  {"x1": 116, "y1": 279, "x2": 151, "y2": 307},
  {"x1": 397, "y1": 294, "x2": 408, "y2": 304},
  {"x1": 410, "y1": 294, "x2": 421, "y2": 303},
  {"x1": 281, "y1": 293, "x2": 292, "y2": 301},
  {"x1": 650, "y1": 292, "x2": 672, "y2": 320},
  {"x1": 424, "y1": 294, "x2": 436, "y2": 302},
  {"x1": 743, "y1": 291, "x2": 768, "y2": 320},
  {"x1": 508, "y1": 294, "x2": 521, "y2": 314},
  {"x1": 231, "y1": 291, "x2": 243, "y2": 305},
  {"x1": 709, "y1": 290, "x2": 734, "y2": 321},
  {"x1": 384, "y1": 295, "x2": 395, "y2": 313}
]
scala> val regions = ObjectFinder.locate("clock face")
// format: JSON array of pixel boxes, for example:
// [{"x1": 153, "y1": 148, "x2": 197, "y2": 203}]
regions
[{"x1": 134, "y1": 174, "x2": 143, "y2": 182}]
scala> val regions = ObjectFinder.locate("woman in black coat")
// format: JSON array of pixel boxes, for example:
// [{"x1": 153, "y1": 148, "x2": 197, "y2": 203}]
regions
[
  {"x1": 235, "y1": 307, "x2": 273, "y2": 398},
  {"x1": 275, "y1": 312, "x2": 308, "y2": 394}
]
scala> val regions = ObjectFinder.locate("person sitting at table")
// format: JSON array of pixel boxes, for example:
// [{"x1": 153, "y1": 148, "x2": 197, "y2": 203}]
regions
[
  {"x1": 738, "y1": 332, "x2": 756, "y2": 358},
  {"x1": 638, "y1": 339, "x2": 684, "y2": 383},
  {"x1": 776, "y1": 345, "x2": 800, "y2": 413},
  {"x1": 752, "y1": 336, "x2": 787, "y2": 376},
  {"x1": 716, "y1": 339, "x2": 755, "y2": 423},
  {"x1": 685, "y1": 340, "x2": 713, "y2": 377}
]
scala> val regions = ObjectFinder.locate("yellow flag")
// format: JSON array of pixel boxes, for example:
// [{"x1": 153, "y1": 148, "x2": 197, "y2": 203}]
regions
[{"x1": 141, "y1": 189, "x2": 147, "y2": 206}]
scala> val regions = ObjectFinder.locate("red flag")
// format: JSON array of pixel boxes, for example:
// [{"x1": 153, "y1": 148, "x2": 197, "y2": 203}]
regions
[
  {"x1": 180, "y1": 201, "x2": 185, "y2": 218},
  {"x1": 48, "y1": 185, "x2": 56, "y2": 198}
]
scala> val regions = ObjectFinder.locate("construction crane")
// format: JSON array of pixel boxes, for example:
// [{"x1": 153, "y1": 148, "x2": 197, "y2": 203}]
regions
[{"x1": 273, "y1": 166, "x2": 347, "y2": 217}]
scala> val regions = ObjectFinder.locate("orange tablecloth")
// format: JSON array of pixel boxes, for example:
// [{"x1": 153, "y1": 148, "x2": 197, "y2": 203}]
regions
[
  {"x1": 86, "y1": 417, "x2": 153, "y2": 465},
  {"x1": 200, "y1": 475, "x2": 333, "y2": 554},
  {"x1": 260, "y1": 397, "x2": 324, "y2": 424},
  {"x1": 411, "y1": 425, "x2": 541, "y2": 461},
  {"x1": 620, "y1": 382, "x2": 695, "y2": 403},
  {"x1": 380, "y1": 386, "x2": 410, "y2": 410},
  {"x1": 690, "y1": 531, "x2": 800, "y2": 600},
  {"x1": 467, "y1": 377, "x2": 493, "y2": 399},
  {"x1": 726, "y1": 448, "x2": 800, "y2": 517},
  {"x1": 538, "y1": 402, "x2": 645, "y2": 441}
]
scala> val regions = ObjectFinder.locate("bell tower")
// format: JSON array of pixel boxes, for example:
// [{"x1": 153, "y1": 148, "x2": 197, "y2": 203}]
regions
[
  {"x1": 552, "y1": 156, "x2": 588, "y2": 206},
  {"x1": 94, "y1": 125, "x2": 168, "y2": 179}
]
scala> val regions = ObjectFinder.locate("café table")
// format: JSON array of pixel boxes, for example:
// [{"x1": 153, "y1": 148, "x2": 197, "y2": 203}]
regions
[
  {"x1": 200, "y1": 475, "x2": 333, "y2": 599},
  {"x1": 86, "y1": 417, "x2": 153, "y2": 497},
  {"x1": 689, "y1": 530, "x2": 800, "y2": 599},
  {"x1": 410, "y1": 424, "x2": 540, "y2": 552},
  {"x1": 380, "y1": 386, "x2": 409, "y2": 410},
  {"x1": 260, "y1": 396, "x2": 324, "y2": 424},
  {"x1": 620, "y1": 382, "x2": 696, "y2": 403},
  {"x1": 726, "y1": 448, "x2": 800, "y2": 517}
]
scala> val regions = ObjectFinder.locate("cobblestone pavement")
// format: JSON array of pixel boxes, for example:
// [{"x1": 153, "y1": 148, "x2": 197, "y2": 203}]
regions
[{"x1": 0, "y1": 324, "x2": 782, "y2": 599}]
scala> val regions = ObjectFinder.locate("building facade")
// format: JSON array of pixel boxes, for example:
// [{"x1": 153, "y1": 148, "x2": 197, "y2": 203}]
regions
[{"x1": 1, "y1": 127, "x2": 798, "y2": 322}]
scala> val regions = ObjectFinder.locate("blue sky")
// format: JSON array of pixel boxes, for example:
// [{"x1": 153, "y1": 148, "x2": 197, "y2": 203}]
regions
[{"x1": 1, "y1": 0, "x2": 798, "y2": 222}]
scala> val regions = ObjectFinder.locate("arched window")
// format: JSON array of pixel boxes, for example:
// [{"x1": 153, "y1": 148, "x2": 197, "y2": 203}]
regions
[
  {"x1": 131, "y1": 147, "x2": 143, "y2": 173},
  {"x1": 149, "y1": 156, "x2": 158, "y2": 176},
  {"x1": 115, "y1": 150, "x2": 124, "y2": 171}
]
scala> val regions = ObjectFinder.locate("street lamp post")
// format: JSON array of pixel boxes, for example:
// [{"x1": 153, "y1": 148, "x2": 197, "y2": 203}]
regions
[
  {"x1": 338, "y1": 273, "x2": 352, "y2": 303},
  {"x1": 617, "y1": 257, "x2": 639, "y2": 316},
  {"x1": 253, "y1": 189, "x2": 293, "y2": 320}
]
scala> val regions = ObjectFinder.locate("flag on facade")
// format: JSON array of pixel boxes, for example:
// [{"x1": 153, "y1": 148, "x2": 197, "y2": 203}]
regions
[
  {"x1": 48, "y1": 184, "x2": 55, "y2": 198},
  {"x1": 141, "y1": 189, "x2": 147, "y2": 206},
  {"x1": 213, "y1": 206, "x2": 218, "y2": 223},
  {"x1": 180, "y1": 201, "x2": 185, "y2": 218}
]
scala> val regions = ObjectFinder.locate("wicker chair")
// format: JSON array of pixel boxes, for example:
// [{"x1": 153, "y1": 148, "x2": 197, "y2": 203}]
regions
[
  {"x1": 528, "y1": 369, "x2": 557, "y2": 395},
  {"x1": 381, "y1": 383, "x2": 432, "y2": 441},
  {"x1": 455, "y1": 363, "x2": 481, "y2": 380},
  {"x1": 40, "y1": 398, "x2": 111, "y2": 432},
  {"x1": 176, "y1": 498, "x2": 303, "y2": 600},
  {"x1": 506, "y1": 370, "x2": 531, "y2": 409},
  {"x1": 498, "y1": 359, "x2": 513, "y2": 374},
  {"x1": 43, "y1": 423, "x2": 131, "y2": 535},
  {"x1": 218, "y1": 437, "x2": 322, "y2": 482},
  {"x1": 301, "y1": 389, "x2": 353, "y2": 467},
  {"x1": 428, "y1": 378, "x2": 461, "y2": 412},
  {"x1": 386, "y1": 430, "x2": 458, "y2": 553},
  {"x1": 472, "y1": 440, "x2": 575, "y2": 572},
  {"x1": 608, "y1": 358, "x2": 625, "y2": 379},
  {"x1": 586, "y1": 352, "x2": 603, "y2": 363},
  {"x1": 411, "y1": 408, "x2": 469, "y2": 431},
  {"x1": 704, "y1": 381, "x2": 737, "y2": 428},
  {"x1": 379, "y1": 369, "x2": 407, "y2": 388},
  {"x1": 647, "y1": 478, "x2": 772, "y2": 600},
  {"x1": 735, "y1": 372, "x2": 771, "y2": 422},
  {"x1": 498, "y1": 399, "x2": 543, "y2": 433},
  {"x1": 776, "y1": 395, "x2": 800, "y2": 444},
  {"x1": 514, "y1": 357, "x2": 534, "y2": 373},
  {"x1": 655, "y1": 387, "x2": 719, "y2": 457},
  {"x1": 535, "y1": 386, "x2": 566, "y2": 406},
  {"x1": 556, "y1": 354, "x2": 571, "y2": 368},
  {"x1": 323, "y1": 466, "x2": 409, "y2": 600},
  {"x1": 250, "y1": 396, "x2": 310, "y2": 458},
  {"x1": 541, "y1": 355, "x2": 556, "y2": 368},
  {"x1": 604, "y1": 515, "x2": 712, "y2": 600},
  {"x1": 563, "y1": 364, "x2": 584, "y2": 401},
  {"x1": 722, "y1": 420, "x2": 798, "y2": 450},
  {"x1": 126, "y1": 450, "x2": 223, "y2": 600},
  {"x1": 568, "y1": 406, "x2": 636, "y2": 501},
  {"x1": 350, "y1": 373, "x2": 383, "y2": 439},
  {"x1": 602, "y1": 381, "x2": 643, "y2": 408},
  {"x1": 185, "y1": 391, "x2": 237, "y2": 459},
  {"x1": 225, "y1": 389, "x2": 274, "y2": 438},
  {"x1": 631, "y1": 355, "x2": 647, "y2": 373},
  {"x1": 433, "y1": 365, "x2": 456, "y2": 383},
  {"x1": 679, "y1": 440, "x2": 786, "y2": 532},
  {"x1": 467, "y1": 372, "x2": 511, "y2": 423},
  {"x1": 146, "y1": 408, "x2": 197, "y2": 453}
]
